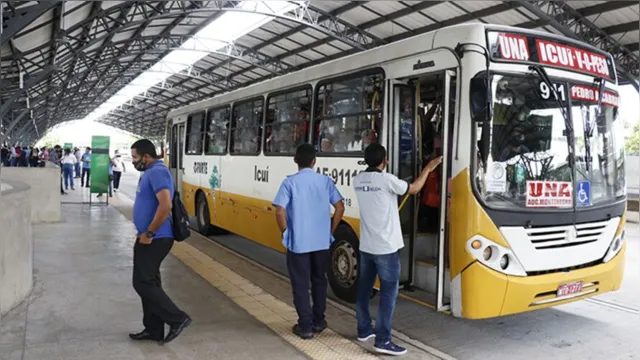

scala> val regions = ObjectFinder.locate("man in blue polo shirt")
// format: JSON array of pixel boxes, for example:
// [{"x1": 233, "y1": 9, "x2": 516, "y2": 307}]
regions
[
  {"x1": 273, "y1": 144, "x2": 345, "y2": 339},
  {"x1": 129, "y1": 139, "x2": 190, "y2": 344}
]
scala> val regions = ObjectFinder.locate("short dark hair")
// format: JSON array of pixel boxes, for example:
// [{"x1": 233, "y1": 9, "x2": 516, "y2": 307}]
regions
[
  {"x1": 294, "y1": 144, "x2": 316, "y2": 168},
  {"x1": 364, "y1": 143, "x2": 386, "y2": 167},
  {"x1": 131, "y1": 139, "x2": 158, "y2": 158}
]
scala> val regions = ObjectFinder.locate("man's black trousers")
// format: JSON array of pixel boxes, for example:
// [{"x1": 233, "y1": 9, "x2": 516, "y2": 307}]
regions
[
  {"x1": 286, "y1": 250, "x2": 330, "y2": 332},
  {"x1": 133, "y1": 237, "x2": 186, "y2": 338}
]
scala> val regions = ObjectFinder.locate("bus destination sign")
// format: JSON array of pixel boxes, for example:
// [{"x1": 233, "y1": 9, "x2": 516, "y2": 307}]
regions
[
  {"x1": 570, "y1": 85, "x2": 619, "y2": 107},
  {"x1": 489, "y1": 32, "x2": 615, "y2": 81}
]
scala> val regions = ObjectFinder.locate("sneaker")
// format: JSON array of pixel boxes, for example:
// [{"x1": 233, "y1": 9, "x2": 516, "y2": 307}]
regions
[
  {"x1": 312, "y1": 320, "x2": 327, "y2": 334},
  {"x1": 357, "y1": 329, "x2": 375, "y2": 342},
  {"x1": 292, "y1": 324, "x2": 313, "y2": 340},
  {"x1": 374, "y1": 341, "x2": 407, "y2": 356}
]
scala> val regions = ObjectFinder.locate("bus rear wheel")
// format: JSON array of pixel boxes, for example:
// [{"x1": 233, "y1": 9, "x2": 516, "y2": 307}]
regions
[
  {"x1": 328, "y1": 225, "x2": 359, "y2": 303},
  {"x1": 196, "y1": 193, "x2": 214, "y2": 235}
]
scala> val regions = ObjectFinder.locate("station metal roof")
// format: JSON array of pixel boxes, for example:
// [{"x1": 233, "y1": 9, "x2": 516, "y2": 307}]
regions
[{"x1": 1, "y1": 1, "x2": 638, "y2": 144}]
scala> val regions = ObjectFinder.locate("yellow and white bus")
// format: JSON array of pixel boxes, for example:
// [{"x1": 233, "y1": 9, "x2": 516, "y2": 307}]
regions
[{"x1": 165, "y1": 23, "x2": 627, "y2": 319}]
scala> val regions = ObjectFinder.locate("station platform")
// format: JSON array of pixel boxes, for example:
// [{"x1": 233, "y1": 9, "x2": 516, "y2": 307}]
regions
[{"x1": 0, "y1": 185, "x2": 444, "y2": 360}]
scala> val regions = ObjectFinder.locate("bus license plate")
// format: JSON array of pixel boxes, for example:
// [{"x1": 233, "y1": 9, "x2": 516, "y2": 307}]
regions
[{"x1": 557, "y1": 281, "x2": 583, "y2": 297}]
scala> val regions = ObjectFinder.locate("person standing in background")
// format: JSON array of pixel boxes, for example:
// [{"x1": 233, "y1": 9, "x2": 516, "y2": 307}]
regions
[
  {"x1": 61, "y1": 148, "x2": 77, "y2": 191},
  {"x1": 74, "y1": 147, "x2": 82, "y2": 178},
  {"x1": 272, "y1": 144, "x2": 345, "y2": 340},
  {"x1": 111, "y1": 150, "x2": 126, "y2": 193},
  {"x1": 1, "y1": 145, "x2": 8, "y2": 167},
  {"x1": 29, "y1": 148, "x2": 40, "y2": 168},
  {"x1": 81, "y1": 147, "x2": 92, "y2": 187}
]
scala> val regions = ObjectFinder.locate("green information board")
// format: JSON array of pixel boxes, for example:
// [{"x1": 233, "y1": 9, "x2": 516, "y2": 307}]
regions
[
  {"x1": 90, "y1": 136, "x2": 110, "y2": 194},
  {"x1": 63, "y1": 143, "x2": 73, "y2": 150}
]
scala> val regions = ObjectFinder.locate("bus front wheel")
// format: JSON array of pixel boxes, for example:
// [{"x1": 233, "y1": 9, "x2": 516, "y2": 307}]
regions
[{"x1": 328, "y1": 225, "x2": 359, "y2": 303}]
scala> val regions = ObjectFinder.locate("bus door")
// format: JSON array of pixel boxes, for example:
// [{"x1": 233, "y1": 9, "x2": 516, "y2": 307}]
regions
[
  {"x1": 435, "y1": 69, "x2": 457, "y2": 311},
  {"x1": 170, "y1": 122, "x2": 186, "y2": 195},
  {"x1": 390, "y1": 69, "x2": 456, "y2": 311},
  {"x1": 390, "y1": 80, "x2": 418, "y2": 287}
]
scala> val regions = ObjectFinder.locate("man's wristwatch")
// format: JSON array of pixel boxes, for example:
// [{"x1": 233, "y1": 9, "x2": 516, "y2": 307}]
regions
[{"x1": 145, "y1": 230, "x2": 155, "y2": 238}]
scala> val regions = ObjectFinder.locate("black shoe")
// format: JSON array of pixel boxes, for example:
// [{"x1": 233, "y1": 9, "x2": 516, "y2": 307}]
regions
[
  {"x1": 129, "y1": 330, "x2": 163, "y2": 342},
  {"x1": 162, "y1": 316, "x2": 191, "y2": 344},
  {"x1": 292, "y1": 324, "x2": 313, "y2": 339},
  {"x1": 312, "y1": 320, "x2": 327, "y2": 334}
]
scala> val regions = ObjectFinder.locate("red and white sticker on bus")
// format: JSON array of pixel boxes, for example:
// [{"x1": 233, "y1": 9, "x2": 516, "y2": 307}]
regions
[
  {"x1": 535, "y1": 39, "x2": 610, "y2": 79},
  {"x1": 492, "y1": 32, "x2": 614, "y2": 80},
  {"x1": 526, "y1": 180, "x2": 573, "y2": 208},
  {"x1": 570, "y1": 85, "x2": 619, "y2": 107},
  {"x1": 497, "y1": 33, "x2": 530, "y2": 61}
]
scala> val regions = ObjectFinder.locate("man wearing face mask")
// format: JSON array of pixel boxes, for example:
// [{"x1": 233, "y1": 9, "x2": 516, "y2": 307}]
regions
[
  {"x1": 498, "y1": 127, "x2": 529, "y2": 162},
  {"x1": 129, "y1": 139, "x2": 191, "y2": 345}
]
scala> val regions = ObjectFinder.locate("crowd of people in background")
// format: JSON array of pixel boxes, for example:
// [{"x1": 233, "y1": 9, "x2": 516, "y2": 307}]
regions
[
  {"x1": 1, "y1": 143, "x2": 126, "y2": 197},
  {"x1": 1, "y1": 144, "x2": 51, "y2": 168}
]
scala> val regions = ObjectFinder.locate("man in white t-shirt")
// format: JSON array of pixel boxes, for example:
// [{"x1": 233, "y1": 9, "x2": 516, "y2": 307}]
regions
[
  {"x1": 111, "y1": 150, "x2": 126, "y2": 193},
  {"x1": 352, "y1": 143, "x2": 441, "y2": 356}
]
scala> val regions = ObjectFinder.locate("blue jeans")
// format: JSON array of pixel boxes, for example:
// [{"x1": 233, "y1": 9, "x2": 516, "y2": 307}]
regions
[
  {"x1": 356, "y1": 251, "x2": 400, "y2": 346},
  {"x1": 63, "y1": 164, "x2": 74, "y2": 189}
]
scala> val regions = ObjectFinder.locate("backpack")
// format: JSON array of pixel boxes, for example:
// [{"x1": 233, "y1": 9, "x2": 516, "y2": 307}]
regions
[{"x1": 171, "y1": 191, "x2": 191, "y2": 241}]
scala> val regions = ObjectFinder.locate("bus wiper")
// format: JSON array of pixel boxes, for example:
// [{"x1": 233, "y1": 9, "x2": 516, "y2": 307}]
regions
[
  {"x1": 529, "y1": 65, "x2": 574, "y2": 165},
  {"x1": 583, "y1": 78, "x2": 606, "y2": 172}
]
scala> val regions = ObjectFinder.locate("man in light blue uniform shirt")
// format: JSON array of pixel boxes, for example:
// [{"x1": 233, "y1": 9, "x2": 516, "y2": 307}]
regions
[{"x1": 273, "y1": 144, "x2": 345, "y2": 340}]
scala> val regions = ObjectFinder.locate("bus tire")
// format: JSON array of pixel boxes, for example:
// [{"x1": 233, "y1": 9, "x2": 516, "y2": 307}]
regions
[
  {"x1": 196, "y1": 193, "x2": 214, "y2": 235},
  {"x1": 328, "y1": 225, "x2": 359, "y2": 303}
]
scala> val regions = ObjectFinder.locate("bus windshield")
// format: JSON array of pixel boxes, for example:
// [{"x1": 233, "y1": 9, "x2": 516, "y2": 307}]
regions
[
  {"x1": 570, "y1": 86, "x2": 626, "y2": 206},
  {"x1": 474, "y1": 73, "x2": 626, "y2": 210}
]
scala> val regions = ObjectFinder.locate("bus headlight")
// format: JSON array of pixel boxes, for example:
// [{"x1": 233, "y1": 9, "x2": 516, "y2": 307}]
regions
[
  {"x1": 603, "y1": 229, "x2": 625, "y2": 263},
  {"x1": 466, "y1": 235, "x2": 526, "y2": 276}
]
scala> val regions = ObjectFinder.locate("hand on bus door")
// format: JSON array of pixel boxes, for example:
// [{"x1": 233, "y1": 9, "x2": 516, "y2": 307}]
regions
[
  {"x1": 424, "y1": 156, "x2": 443, "y2": 174},
  {"x1": 408, "y1": 156, "x2": 443, "y2": 195}
]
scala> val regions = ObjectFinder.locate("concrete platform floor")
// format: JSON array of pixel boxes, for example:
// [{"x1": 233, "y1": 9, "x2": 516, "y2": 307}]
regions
[
  {"x1": 0, "y1": 204, "x2": 309, "y2": 360},
  {"x1": 0, "y1": 187, "x2": 444, "y2": 360}
]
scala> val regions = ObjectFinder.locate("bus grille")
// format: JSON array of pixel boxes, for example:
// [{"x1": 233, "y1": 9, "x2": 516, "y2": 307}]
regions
[
  {"x1": 525, "y1": 220, "x2": 609, "y2": 250},
  {"x1": 526, "y1": 259, "x2": 602, "y2": 276}
]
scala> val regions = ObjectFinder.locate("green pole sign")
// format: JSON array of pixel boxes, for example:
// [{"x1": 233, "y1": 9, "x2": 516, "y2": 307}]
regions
[
  {"x1": 63, "y1": 143, "x2": 73, "y2": 150},
  {"x1": 90, "y1": 136, "x2": 110, "y2": 194}
]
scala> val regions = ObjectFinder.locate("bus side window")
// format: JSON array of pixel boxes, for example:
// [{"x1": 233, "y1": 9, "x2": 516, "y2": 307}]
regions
[
  {"x1": 230, "y1": 97, "x2": 264, "y2": 155},
  {"x1": 185, "y1": 111, "x2": 205, "y2": 155},
  {"x1": 205, "y1": 106, "x2": 230, "y2": 155},
  {"x1": 265, "y1": 86, "x2": 311, "y2": 154},
  {"x1": 313, "y1": 70, "x2": 385, "y2": 154}
]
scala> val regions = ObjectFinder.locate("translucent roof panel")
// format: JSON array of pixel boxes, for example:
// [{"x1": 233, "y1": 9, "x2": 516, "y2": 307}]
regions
[{"x1": 0, "y1": 0, "x2": 637, "y2": 142}]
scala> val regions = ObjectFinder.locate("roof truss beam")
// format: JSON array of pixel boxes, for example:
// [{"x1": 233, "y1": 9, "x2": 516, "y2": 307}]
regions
[{"x1": 516, "y1": 0, "x2": 639, "y2": 89}]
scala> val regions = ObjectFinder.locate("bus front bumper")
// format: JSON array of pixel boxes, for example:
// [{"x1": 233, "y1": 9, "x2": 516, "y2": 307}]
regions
[{"x1": 460, "y1": 243, "x2": 626, "y2": 319}]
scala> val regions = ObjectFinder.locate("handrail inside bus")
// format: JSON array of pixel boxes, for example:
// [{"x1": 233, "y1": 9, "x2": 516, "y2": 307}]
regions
[{"x1": 399, "y1": 79, "x2": 422, "y2": 212}]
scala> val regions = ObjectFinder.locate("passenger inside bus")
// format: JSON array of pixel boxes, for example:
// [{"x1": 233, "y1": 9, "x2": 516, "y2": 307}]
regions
[
  {"x1": 314, "y1": 74, "x2": 383, "y2": 153},
  {"x1": 415, "y1": 80, "x2": 455, "y2": 234}
]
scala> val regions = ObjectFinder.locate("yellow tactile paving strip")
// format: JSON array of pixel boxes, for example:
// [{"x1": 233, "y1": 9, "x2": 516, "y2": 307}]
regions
[{"x1": 171, "y1": 241, "x2": 381, "y2": 360}]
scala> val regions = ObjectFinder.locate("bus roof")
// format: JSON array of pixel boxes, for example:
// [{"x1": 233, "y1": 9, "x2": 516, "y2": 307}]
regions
[{"x1": 166, "y1": 23, "x2": 614, "y2": 120}]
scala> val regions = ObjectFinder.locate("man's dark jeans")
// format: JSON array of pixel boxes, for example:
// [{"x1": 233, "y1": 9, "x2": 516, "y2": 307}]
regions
[
  {"x1": 133, "y1": 237, "x2": 187, "y2": 338},
  {"x1": 286, "y1": 250, "x2": 330, "y2": 333},
  {"x1": 356, "y1": 251, "x2": 401, "y2": 347},
  {"x1": 81, "y1": 168, "x2": 91, "y2": 187}
]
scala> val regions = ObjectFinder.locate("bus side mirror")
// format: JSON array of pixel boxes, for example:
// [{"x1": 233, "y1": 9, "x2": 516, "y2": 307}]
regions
[{"x1": 470, "y1": 77, "x2": 492, "y2": 122}]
